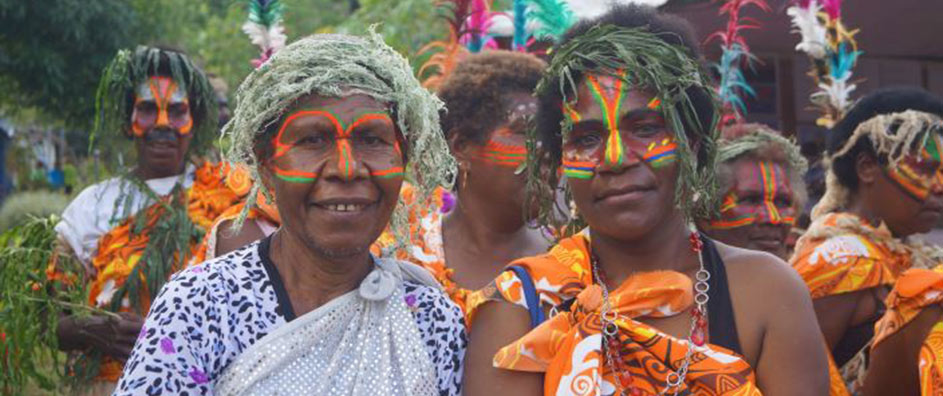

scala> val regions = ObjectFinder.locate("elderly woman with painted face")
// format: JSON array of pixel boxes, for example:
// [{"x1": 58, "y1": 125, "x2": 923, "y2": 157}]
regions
[
  {"x1": 114, "y1": 33, "x2": 466, "y2": 395},
  {"x1": 699, "y1": 123, "x2": 808, "y2": 260},
  {"x1": 464, "y1": 5, "x2": 828, "y2": 396},
  {"x1": 789, "y1": 87, "x2": 943, "y2": 395}
]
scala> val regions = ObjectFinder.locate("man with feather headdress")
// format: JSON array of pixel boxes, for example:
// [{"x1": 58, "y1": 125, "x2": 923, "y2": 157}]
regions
[{"x1": 49, "y1": 46, "x2": 244, "y2": 394}]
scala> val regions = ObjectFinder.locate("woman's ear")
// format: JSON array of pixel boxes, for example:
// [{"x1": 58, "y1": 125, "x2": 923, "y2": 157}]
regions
[
  {"x1": 258, "y1": 159, "x2": 275, "y2": 195},
  {"x1": 855, "y1": 152, "x2": 881, "y2": 186},
  {"x1": 448, "y1": 129, "x2": 474, "y2": 167}
]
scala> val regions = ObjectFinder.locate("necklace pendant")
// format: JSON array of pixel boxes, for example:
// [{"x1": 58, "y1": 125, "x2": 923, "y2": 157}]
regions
[
  {"x1": 692, "y1": 325, "x2": 706, "y2": 347},
  {"x1": 618, "y1": 370, "x2": 634, "y2": 388},
  {"x1": 689, "y1": 232, "x2": 703, "y2": 252}
]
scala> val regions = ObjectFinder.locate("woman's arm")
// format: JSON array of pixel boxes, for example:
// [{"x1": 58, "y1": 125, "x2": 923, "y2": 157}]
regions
[
  {"x1": 729, "y1": 249, "x2": 830, "y2": 396},
  {"x1": 464, "y1": 301, "x2": 543, "y2": 396},
  {"x1": 863, "y1": 305, "x2": 943, "y2": 396}
]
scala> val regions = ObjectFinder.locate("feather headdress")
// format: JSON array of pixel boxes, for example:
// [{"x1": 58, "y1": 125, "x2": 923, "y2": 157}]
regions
[
  {"x1": 418, "y1": 0, "x2": 474, "y2": 90},
  {"x1": 707, "y1": 0, "x2": 770, "y2": 125},
  {"x1": 526, "y1": 0, "x2": 575, "y2": 40},
  {"x1": 243, "y1": 0, "x2": 287, "y2": 68},
  {"x1": 787, "y1": 0, "x2": 862, "y2": 128}
]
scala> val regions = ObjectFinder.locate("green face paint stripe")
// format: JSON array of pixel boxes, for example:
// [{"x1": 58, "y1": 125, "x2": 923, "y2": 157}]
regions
[
  {"x1": 274, "y1": 167, "x2": 318, "y2": 183},
  {"x1": 563, "y1": 169, "x2": 594, "y2": 179},
  {"x1": 371, "y1": 167, "x2": 405, "y2": 179},
  {"x1": 924, "y1": 133, "x2": 943, "y2": 162},
  {"x1": 272, "y1": 110, "x2": 343, "y2": 160},
  {"x1": 888, "y1": 167, "x2": 931, "y2": 201},
  {"x1": 759, "y1": 162, "x2": 781, "y2": 223},
  {"x1": 276, "y1": 174, "x2": 317, "y2": 183},
  {"x1": 586, "y1": 74, "x2": 627, "y2": 167}
]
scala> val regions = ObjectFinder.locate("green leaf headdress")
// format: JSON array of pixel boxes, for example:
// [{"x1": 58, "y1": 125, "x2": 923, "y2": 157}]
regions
[
  {"x1": 529, "y1": 25, "x2": 720, "y2": 231},
  {"x1": 92, "y1": 45, "x2": 219, "y2": 160},
  {"x1": 222, "y1": 29, "x2": 456, "y2": 246}
]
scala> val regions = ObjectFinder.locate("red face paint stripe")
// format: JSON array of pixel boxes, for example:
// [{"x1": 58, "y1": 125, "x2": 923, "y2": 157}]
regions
[
  {"x1": 371, "y1": 167, "x2": 405, "y2": 179},
  {"x1": 707, "y1": 215, "x2": 756, "y2": 229},
  {"x1": 759, "y1": 162, "x2": 782, "y2": 224},
  {"x1": 271, "y1": 110, "x2": 343, "y2": 160}
]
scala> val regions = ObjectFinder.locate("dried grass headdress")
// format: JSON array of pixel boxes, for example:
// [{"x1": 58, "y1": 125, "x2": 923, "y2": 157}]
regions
[
  {"x1": 222, "y1": 29, "x2": 456, "y2": 245},
  {"x1": 812, "y1": 110, "x2": 943, "y2": 220}
]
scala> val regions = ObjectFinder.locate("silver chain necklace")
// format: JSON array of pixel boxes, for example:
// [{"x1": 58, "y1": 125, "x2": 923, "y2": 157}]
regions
[{"x1": 591, "y1": 230, "x2": 711, "y2": 396}]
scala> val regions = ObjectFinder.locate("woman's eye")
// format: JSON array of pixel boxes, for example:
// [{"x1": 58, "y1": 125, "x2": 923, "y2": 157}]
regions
[
  {"x1": 740, "y1": 195, "x2": 762, "y2": 205},
  {"x1": 569, "y1": 133, "x2": 602, "y2": 148},
  {"x1": 136, "y1": 103, "x2": 157, "y2": 114},
  {"x1": 775, "y1": 196, "x2": 792, "y2": 207},
  {"x1": 633, "y1": 122, "x2": 664, "y2": 136},
  {"x1": 358, "y1": 134, "x2": 384, "y2": 146},
  {"x1": 298, "y1": 135, "x2": 328, "y2": 146}
]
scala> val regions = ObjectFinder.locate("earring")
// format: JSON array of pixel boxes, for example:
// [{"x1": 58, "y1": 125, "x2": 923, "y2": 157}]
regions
[{"x1": 461, "y1": 166, "x2": 469, "y2": 191}]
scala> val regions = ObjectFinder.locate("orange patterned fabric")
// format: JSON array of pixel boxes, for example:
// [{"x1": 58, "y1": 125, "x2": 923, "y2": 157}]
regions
[
  {"x1": 371, "y1": 186, "x2": 488, "y2": 323},
  {"x1": 790, "y1": 212, "x2": 911, "y2": 396},
  {"x1": 791, "y1": 212, "x2": 909, "y2": 299},
  {"x1": 48, "y1": 161, "x2": 240, "y2": 381},
  {"x1": 189, "y1": 165, "x2": 280, "y2": 266},
  {"x1": 489, "y1": 233, "x2": 761, "y2": 396},
  {"x1": 873, "y1": 265, "x2": 943, "y2": 396}
]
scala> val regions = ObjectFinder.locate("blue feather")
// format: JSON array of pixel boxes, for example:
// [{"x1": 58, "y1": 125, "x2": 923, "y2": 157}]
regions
[
  {"x1": 525, "y1": 0, "x2": 574, "y2": 40},
  {"x1": 513, "y1": 0, "x2": 529, "y2": 50}
]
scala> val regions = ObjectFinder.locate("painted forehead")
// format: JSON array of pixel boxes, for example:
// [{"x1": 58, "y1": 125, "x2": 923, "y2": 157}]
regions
[
  {"x1": 135, "y1": 76, "x2": 187, "y2": 102},
  {"x1": 288, "y1": 94, "x2": 389, "y2": 117}
]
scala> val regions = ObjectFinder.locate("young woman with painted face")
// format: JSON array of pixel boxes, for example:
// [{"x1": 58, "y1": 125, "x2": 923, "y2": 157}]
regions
[
  {"x1": 700, "y1": 123, "x2": 808, "y2": 260},
  {"x1": 114, "y1": 33, "x2": 466, "y2": 395},
  {"x1": 464, "y1": 5, "x2": 828, "y2": 396},
  {"x1": 388, "y1": 51, "x2": 551, "y2": 321},
  {"x1": 789, "y1": 87, "x2": 943, "y2": 395},
  {"x1": 51, "y1": 46, "x2": 234, "y2": 394}
]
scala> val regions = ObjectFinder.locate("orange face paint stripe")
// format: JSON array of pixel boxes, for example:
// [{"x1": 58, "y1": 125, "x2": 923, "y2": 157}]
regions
[
  {"x1": 371, "y1": 167, "x2": 405, "y2": 179},
  {"x1": 708, "y1": 215, "x2": 756, "y2": 229},
  {"x1": 586, "y1": 74, "x2": 626, "y2": 167},
  {"x1": 759, "y1": 162, "x2": 782, "y2": 224},
  {"x1": 476, "y1": 140, "x2": 527, "y2": 167}
]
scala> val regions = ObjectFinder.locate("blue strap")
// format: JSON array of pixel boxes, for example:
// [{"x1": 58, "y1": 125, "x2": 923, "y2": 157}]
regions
[{"x1": 507, "y1": 265, "x2": 546, "y2": 328}]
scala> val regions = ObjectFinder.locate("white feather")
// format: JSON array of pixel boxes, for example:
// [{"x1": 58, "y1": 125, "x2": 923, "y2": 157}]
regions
[
  {"x1": 787, "y1": 3, "x2": 827, "y2": 59},
  {"x1": 242, "y1": 21, "x2": 287, "y2": 52},
  {"x1": 565, "y1": 0, "x2": 667, "y2": 20}
]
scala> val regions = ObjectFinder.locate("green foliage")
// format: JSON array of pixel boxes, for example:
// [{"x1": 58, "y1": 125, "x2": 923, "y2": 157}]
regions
[
  {"x1": 0, "y1": 0, "x2": 136, "y2": 130},
  {"x1": 0, "y1": 216, "x2": 92, "y2": 393},
  {"x1": 0, "y1": 191, "x2": 69, "y2": 232},
  {"x1": 336, "y1": 0, "x2": 446, "y2": 58}
]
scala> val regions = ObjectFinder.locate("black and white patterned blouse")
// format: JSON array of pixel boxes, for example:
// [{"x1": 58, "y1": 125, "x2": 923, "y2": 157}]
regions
[{"x1": 114, "y1": 238, "x2": 467, "y2": 396}]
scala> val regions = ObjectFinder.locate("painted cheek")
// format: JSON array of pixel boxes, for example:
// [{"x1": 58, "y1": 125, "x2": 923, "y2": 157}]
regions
[
  {"x1": 707, "y1": 192, "x2": 757, "y2": 229},
  {"x1": 476, "y1": 139, "x2": 527, "y2": 168},
  {"x1": 131, "y1": 108, "x2": 155, "y2": 137},
  {"x1": 641, "y1": 138, "x2": 678, "y2": 169},
  {"x1": 888, "y1": 165, "x2": 931, "y2": 201}
]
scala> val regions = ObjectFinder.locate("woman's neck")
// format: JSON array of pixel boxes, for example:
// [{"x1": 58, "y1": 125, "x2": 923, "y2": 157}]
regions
[
  {"x1": 590, "y1": 213, "x2": 698, "y2": 289},
  {"x1": 268, "y1": 230, "x2": 373, "y2": 314},
  {"x1": 442, "y1": 191, "x2": 545, "y2": 287}
]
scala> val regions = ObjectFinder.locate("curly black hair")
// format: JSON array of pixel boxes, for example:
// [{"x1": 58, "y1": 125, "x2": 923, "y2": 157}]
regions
[
  {"x1": 535, "y1": 4, "x2": 716, "y2": 183},
  {"x1": 828, "y1": 86, "x2": 943, "y2": 192},
  {"x1": 437, "y1": 50, "x2": 546, "y2": 145}
]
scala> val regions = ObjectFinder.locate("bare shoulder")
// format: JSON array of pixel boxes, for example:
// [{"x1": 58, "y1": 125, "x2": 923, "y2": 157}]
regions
[{"x1": 715, "y1": 241, "x2": 809, "y2": 299}]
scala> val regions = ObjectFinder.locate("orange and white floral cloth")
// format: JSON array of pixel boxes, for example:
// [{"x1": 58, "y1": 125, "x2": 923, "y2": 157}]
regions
[
  {"x1": 49, "y1": 161, "x2": 243, "y2": 382},
  {"x1": 372, "y1": 186, "x2": 488, "y2": 323},
  {"x1": 873, "y1": 265, "x2": 943, "y2": 396},
  {"x1": 790, "y1": 212, "x2": 912, "y2": 396},
  {"x1": 487, "y1": 233, "x2": 761, "y2": 396},
  {"x1": 189, "y1": 164, "x2": 280, "y2": 265},
  {"x1": 791, "y1": 212, "x2": 909, "y2": 299}
]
